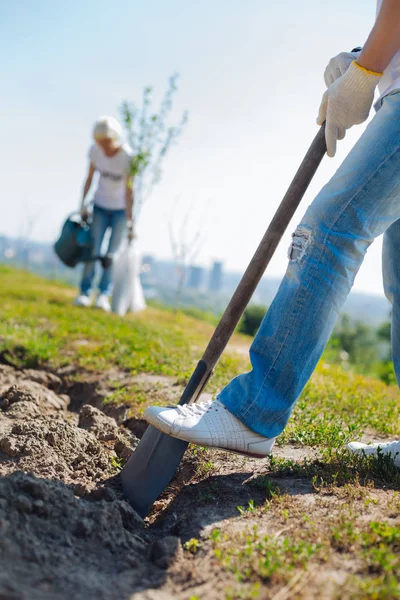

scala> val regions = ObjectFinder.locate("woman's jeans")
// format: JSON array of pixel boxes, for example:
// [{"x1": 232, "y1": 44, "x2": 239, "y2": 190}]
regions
[
  {"x1": 219, "y1": 92, "x2": 400, "y2": 439},
  {"x1": 80, "y1": 205, "x2": 126, "y2": 297}
]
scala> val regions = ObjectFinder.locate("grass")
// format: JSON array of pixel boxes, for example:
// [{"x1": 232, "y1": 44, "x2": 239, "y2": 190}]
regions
[
  {"x1": 0, "y1": 266, "x2": 249, "y2": 394},
  {"x1": 209, "y1": 503, "x2": 400, "y2": 599},
  {"x1": 280, "y1": 362, "x2": 400, "y2": 448},
  {"x1": 2, "y1": 267, "x2": 399, "y2": 436},
  {"x1": 3, "y1": 265, "x2": 400, "y2": 599},
  {"x1": 210, "y1": 525, "x2": 320, "y2": 586},
  {"x1": 265, "y1": 447, "x2": 400, "y2": 490}
]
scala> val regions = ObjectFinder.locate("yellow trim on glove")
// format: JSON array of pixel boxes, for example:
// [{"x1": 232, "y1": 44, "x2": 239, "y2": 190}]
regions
[{"x1": 353, "y1": 60, "x2": 383, "y2": 77}]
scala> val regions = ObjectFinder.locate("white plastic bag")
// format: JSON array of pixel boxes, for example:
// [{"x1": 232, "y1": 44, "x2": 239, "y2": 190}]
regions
[{"x1": 112, "y1": 242, "x2": 146, "y2": 316}]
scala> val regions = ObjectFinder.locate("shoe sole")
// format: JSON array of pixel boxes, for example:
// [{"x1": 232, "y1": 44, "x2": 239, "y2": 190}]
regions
[
  {"x1": 214, "y1": 446, "x2": 270, "y2": 459},
  {"x1": 145, "y1": 413, "x2": 271, "y2": 458},
  {"x1": 173, "y1": 432, "x2": 270, "y2": 458}
]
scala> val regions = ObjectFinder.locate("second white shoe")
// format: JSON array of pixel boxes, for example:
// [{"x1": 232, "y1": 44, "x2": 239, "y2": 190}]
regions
[
  {"x1": 95, "y1": 294, "x2": 111, "y2": 312},
  {"x1": 74, "y1": 294, "x2": 91, "y2": 307},
  {"x1": 144, "y1": 399, "x2": 276, "y2": 457},
  {"x1": 347, "y1": 440, "x2": 400, "y2": 468}
]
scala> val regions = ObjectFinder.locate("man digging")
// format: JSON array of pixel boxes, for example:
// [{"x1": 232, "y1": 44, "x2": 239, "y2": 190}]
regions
[{"x1": 145, "y1": 0, "x2": 400, "y2": 467}]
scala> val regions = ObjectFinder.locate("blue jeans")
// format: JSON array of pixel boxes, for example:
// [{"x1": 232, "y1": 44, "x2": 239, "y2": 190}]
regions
[
  {"x1": 219, "y1": 92, "x2": 400, "y2": 439},
  {"x1": 80, "y1": 205, "x2": 127, "y2": 297}
]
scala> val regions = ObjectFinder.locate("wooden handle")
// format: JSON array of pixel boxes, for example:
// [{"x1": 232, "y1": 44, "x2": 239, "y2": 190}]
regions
[{"x1": 179, "y1": 124, "x2": 327, "y2": 405}]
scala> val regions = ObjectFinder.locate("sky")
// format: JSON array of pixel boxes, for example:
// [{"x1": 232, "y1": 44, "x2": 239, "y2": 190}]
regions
[{"x1": 1, "y1": 0, "x2": 385, "y2": 295}]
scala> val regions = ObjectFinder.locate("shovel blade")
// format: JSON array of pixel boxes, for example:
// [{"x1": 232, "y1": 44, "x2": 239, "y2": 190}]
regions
[
  {"x1": 121, "y1": 425, "x2": 188, "y2": 517},
  {"x1": 121, "y1": 360, "x2": 208, "y2": 517}
]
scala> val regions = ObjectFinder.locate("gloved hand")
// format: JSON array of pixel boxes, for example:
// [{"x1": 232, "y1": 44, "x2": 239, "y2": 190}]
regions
[
  {"x1": 317, "y1": 61, "x2": 382, "y2": 158},
  {"x1": 324, "y1": 50, "x2": 361, "y2": 87}
]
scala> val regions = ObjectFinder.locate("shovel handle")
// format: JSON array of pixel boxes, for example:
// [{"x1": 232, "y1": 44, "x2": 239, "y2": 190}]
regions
[{"x1": 179, "y1": 124, "x2": 327, "y2": 406}]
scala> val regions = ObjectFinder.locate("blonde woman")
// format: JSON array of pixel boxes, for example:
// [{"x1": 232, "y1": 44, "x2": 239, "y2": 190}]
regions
[{"x1": 75, "y1": 116, "x2": 134, "y2": 311}]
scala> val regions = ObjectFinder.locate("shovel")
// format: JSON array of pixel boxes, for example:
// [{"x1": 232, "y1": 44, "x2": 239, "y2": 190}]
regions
[{"x1": 121, "y1": 124, "x2": 327, "y2": 517}]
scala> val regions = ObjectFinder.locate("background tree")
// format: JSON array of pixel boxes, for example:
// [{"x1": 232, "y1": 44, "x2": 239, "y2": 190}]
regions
[
  {"x1": 325, "y1": 313, "x2": 396, "y2": 383},
  {"x1": 239, "y1": 305, "x2": 268, "y2": 337},
  {"x1": 329, "y1": 314, "x2": 379, "y2": 371},
  {"x1": 168, "y1": 199, "x2": 204, "y2": 310},
  {"x1": 375, "y1": 317, "x2": 395, "y2": 384},
  {"x1": 377, "y1": 319, "x2": 391, "y2": 343},
  {"x1": 120, "y1": 74, "x2": 188, "y2": 224}
]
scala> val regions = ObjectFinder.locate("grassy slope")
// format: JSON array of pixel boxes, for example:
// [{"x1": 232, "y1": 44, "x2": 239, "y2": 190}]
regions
[
  {"x1": 2, "y1": 265, "x2": 400, "y2": 598},
  {"x1": 0, "y1": 265, "x2": 249, "y2": 394},
  {"x1": 1, "y1": 266, "x2": 398, "y2": 444}
]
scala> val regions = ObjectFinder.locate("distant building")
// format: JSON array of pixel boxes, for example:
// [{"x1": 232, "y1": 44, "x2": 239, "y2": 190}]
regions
[
  {"x1": 209, "y1": 261, "x2": 223, "y2": 292},
  {"x1": 187, "y1": 266, "x2": 205, "y2": 290},
  {"x1": 152, "y1": 259, "x2": 179, "y2": 289}
]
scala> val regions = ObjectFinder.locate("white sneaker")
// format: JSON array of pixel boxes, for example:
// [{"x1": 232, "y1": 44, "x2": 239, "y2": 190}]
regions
[
  {"x1": 95, "y1": 294, "x2": 111, "y2": 312},
  {"x1": 347, "y1": 440, "x2": 400, "y2": 468},
  {"x1": 144, "y1": 399, "x2": 276, "y2": 457},
  {"x1": 74, "y1": 294, "x2": 91, "y2": 307}
]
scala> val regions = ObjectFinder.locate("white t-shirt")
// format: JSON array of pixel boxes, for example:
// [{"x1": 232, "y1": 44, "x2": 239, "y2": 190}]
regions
[
  {"x1": 89, "y1": 143, "x2": 133, "y2": 210},
  {"x1": 376, "y1": 0, "x2": 400, "y2": 101}
]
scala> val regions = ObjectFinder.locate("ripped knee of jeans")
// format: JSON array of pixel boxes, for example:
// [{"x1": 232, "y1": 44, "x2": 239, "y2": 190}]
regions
[{"x1": 288, "y1": 225, "x2": 313, "y2": 263}]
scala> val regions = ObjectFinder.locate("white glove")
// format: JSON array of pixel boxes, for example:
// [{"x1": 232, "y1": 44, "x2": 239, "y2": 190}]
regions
[
  {"x1": 317, "y1": 61, "x2": 382, "y2": 158},
  {"x1": 324, "y1": 50, "x2": 361, "y2": 87}
]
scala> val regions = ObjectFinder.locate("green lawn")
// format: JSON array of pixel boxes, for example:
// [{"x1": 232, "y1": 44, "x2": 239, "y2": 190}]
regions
[
  {"x1": 1, "y1": 265, "x2": 399, "y2": 437},
  {"x1": 0, "y1": 265, "x2": 249, "y2": 393}
]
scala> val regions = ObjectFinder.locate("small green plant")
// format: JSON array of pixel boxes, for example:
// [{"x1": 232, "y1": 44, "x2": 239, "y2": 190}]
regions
[
  {"x1": 184, "y1": 538, "x2": 201, "y2": 554},
  {"x1": 237, "y1": 500, "x2": 257, "y2": 516},
  {"x1": 224, "y1": 584, "x2": 261, "y2": 600},
  {"x1": 110, "y1": 456, "x2": 124, "y2": 471},
  {"x1": 195, "y1": 460, "x2": 215, "y2": 478},
  {"x1": 330, "y1": 511, "x2": 360, "y2": 552},
  {"x1": 246, "y1": 475, "x2": 280, "y2": 499},
  {"x1": 210, "y1": 529, "x2": 222, "y2": 542}
]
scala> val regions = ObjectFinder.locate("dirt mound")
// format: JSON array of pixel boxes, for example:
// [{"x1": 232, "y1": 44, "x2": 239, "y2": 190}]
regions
[
  {"x1": 0, "y1": 381, "x2": 69, "y2": 413},
  {"x1": 79, "y1": 403, "x2": 120, "y2": 437},
  {"x1": 0, "y1": 365, "x2": 62, "y2": 394},
  {"x1": 0, "y1": 416, "x2": 117, "y2": 487},
  {"x1": 0, "y1": 367, "x2": 138, "y2": 489},
  {"x1": 0, "y1": 471, "x2": 168, "y2": 600},
  {"x1": 0, "y1": 366, "x2": 175, "y2": 599}
]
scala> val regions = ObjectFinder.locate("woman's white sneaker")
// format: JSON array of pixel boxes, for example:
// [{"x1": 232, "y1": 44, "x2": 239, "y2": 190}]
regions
[
  {"x1": 74, "y1": 294, "x2": 91, "y2": 307},
  {"x1": 347, "y1": 440, "x2": 400, "y2": 468},
  {"x1": 95, "y1": 294, "x2": 111, "y2": 312},
  {"x1": 144, "y1": 399, "x2": 276, "y2": 458}
]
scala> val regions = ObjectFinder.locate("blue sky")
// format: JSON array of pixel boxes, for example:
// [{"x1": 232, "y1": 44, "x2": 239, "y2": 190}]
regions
[{"x1": 1, "y1": 0, "x2": 383, "y2": 293}]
